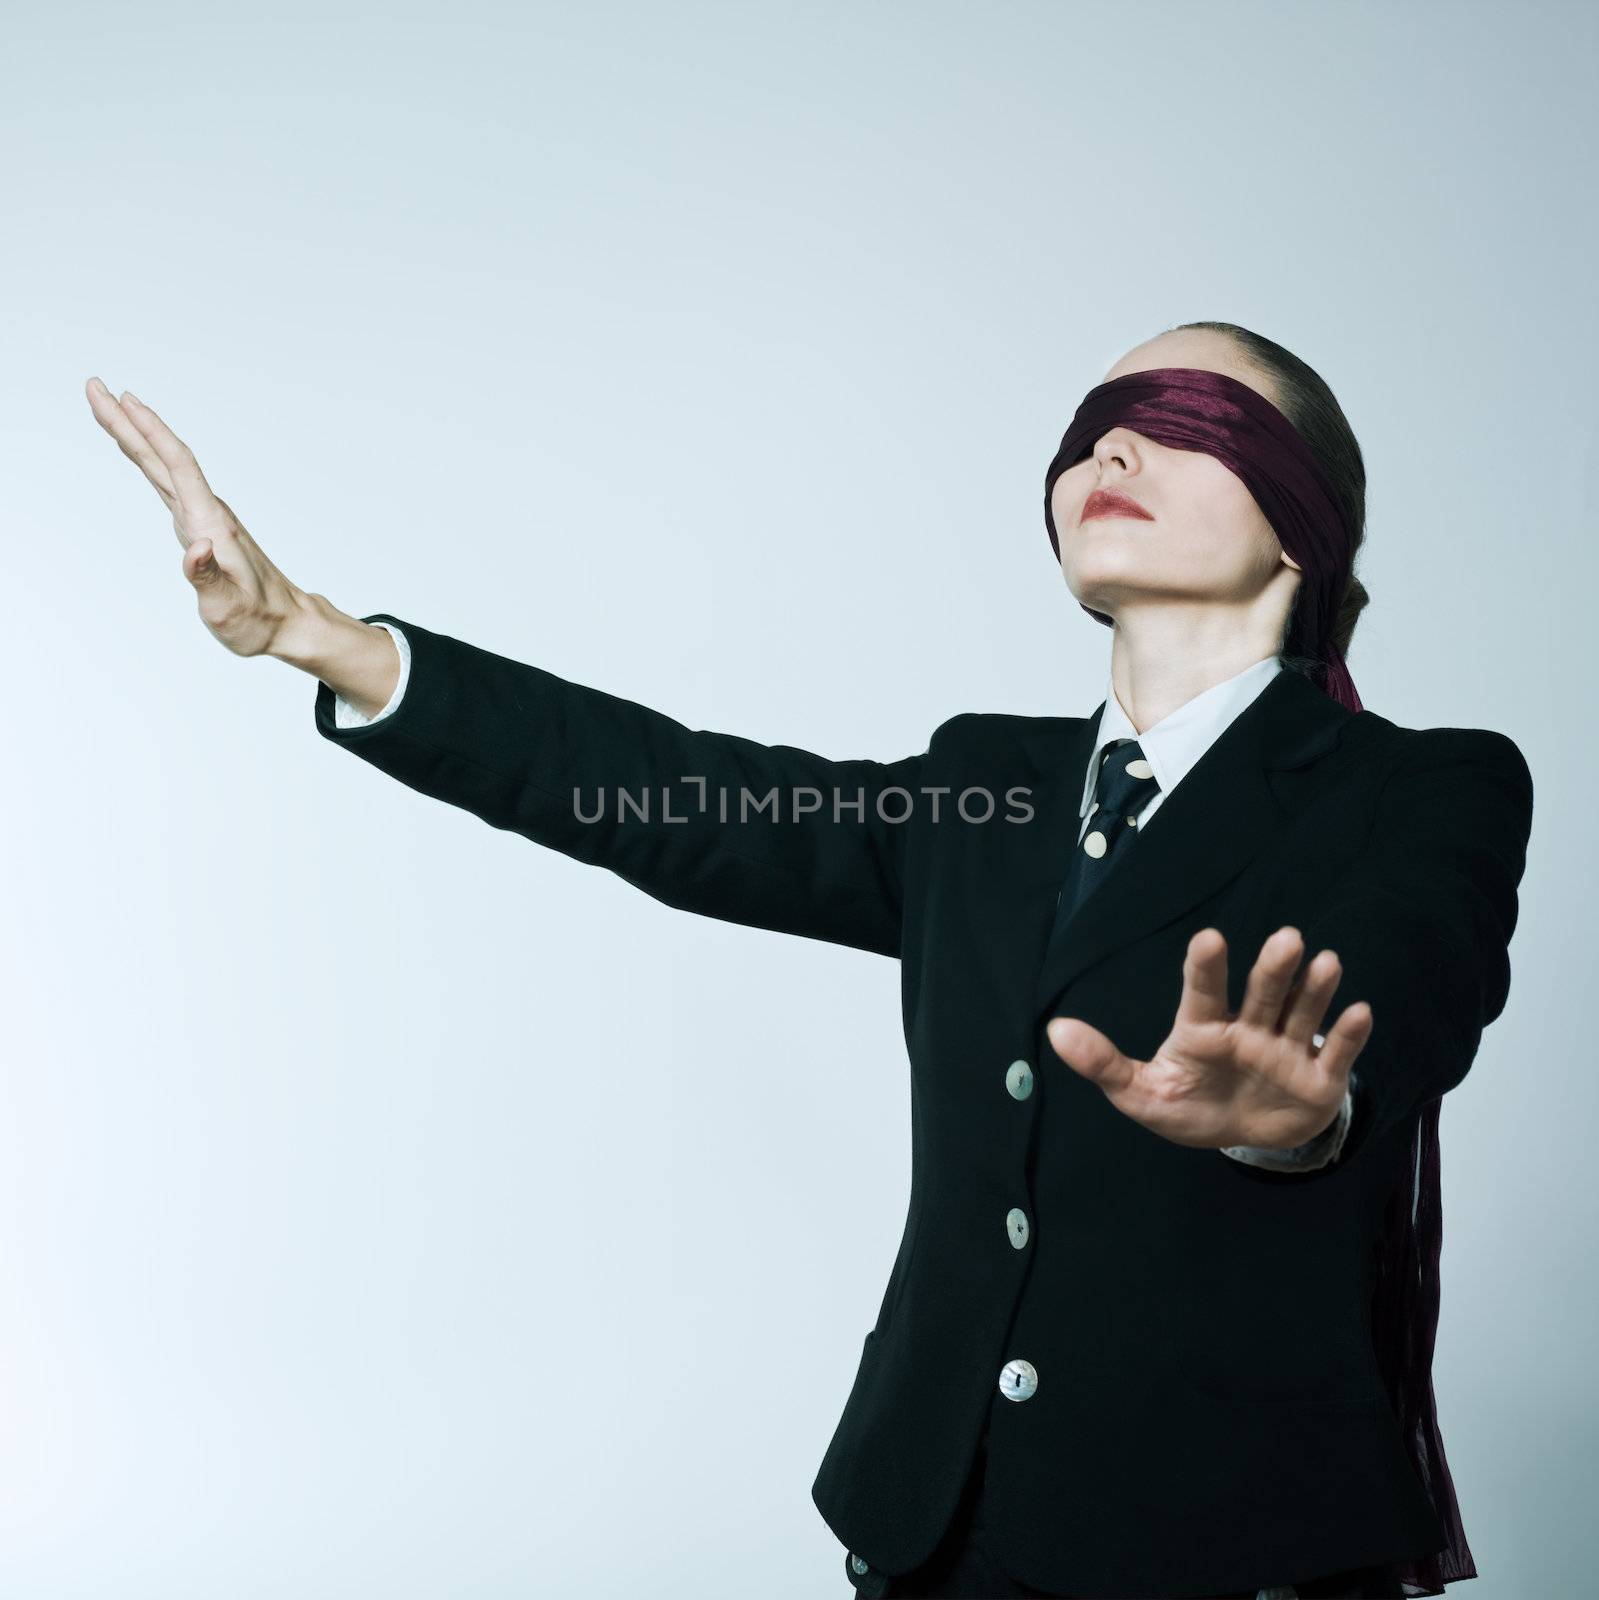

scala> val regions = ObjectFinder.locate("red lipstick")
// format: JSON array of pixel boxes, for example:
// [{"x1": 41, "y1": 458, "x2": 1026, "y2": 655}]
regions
[{"x1": 1081, "y1": 488, "x2": 1154, "y2": 523}]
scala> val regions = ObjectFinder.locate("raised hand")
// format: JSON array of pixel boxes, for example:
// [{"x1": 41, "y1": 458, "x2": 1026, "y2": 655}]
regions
[
  {"x1": 1046, "y1": 925, "x2": 1371, "y2": 1151},
  {"x1": 84, "y1": 377, "x2": 310, "y2": 658}
]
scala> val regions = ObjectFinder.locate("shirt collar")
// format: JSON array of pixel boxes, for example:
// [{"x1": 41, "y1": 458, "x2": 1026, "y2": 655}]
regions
[{"x1": 1079, "y1": 653, "x2": 1284, "y2": 819}]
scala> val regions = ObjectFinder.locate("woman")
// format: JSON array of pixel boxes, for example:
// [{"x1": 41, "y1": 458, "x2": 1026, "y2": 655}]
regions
[{"x1": 85, "y1": 320, "x2": 1533, "y2": 1600}]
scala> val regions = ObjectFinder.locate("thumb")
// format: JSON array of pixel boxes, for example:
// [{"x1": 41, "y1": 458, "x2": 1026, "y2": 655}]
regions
[
  {"x1": 1046, "y1": 1016, "x2": 1133, "y2": 1092},
  {"x1": 186, "y1": 538, "x2": 221, "y2": 587}
]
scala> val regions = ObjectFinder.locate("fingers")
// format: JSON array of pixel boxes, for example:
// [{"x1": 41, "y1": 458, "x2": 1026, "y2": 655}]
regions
[
  {"x1": 1266, "y1": 939, "x2": 1364, "y2": 1115},
  {"x1": 1235, "y1": 926, "x2": 1305, "y2": 1032},
  {"x1": 1046, "y1": 1016, "x2": 1138, "y2": 1095},
  {"x1": 1281, "y1": 946, "x2": 1342, "y2": 1047},
  {"x1": 1173, "y1": 924, "x2": 1348, "y2": 1048},
  {"x1": 1312, "y1": 1000, "x2": 1373, "y2": 1088},
  {"x1": 1172, "y1": 926, "x2": 1230, "y2": 1027},
  {"x1": 86, "y1": 377, "x2": 178, "y2": 504},
  {"x1": 116, "y1": 389, "x2": 218, "y2": 514}
]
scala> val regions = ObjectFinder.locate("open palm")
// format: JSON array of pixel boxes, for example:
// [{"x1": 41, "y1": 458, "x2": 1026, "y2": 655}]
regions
[
  {"x1": 1047, "y1": 925, "x2": 1371, "y2": 1151},
  {"x1": 84, "y1": 377, "x2": 306, "y2": 658}
]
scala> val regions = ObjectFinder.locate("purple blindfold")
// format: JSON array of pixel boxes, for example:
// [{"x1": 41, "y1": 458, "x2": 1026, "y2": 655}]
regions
[{"x1": 1042, "y1": 365, "x2": 1362, "y2": 713}]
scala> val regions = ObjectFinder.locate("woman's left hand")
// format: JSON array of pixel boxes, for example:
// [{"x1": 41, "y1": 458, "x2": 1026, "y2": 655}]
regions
[{"x1": 1045, "y1": 925, "x2": 1371, "y2": 1151}]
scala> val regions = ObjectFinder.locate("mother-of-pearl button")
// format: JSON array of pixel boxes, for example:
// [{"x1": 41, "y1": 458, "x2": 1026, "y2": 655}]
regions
[
  {"x1": 1083, "y1": 830, "x2": 1107, "y2": 858},
  {"x1": 999, "y1": 1357, "x2": 1039, "y2": 1401},
  {"x1": 1125, "y1": 757, "x2": 1154, "y2": 779},
  {"x1": 1006, "y1": 1059, "x2": 1034, "y2": 1099}
]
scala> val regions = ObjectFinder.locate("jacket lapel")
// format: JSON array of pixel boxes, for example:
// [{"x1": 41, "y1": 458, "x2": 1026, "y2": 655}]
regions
[{"x1": 1021, "y1": 667, "x2": 1354, "y2": 1022}]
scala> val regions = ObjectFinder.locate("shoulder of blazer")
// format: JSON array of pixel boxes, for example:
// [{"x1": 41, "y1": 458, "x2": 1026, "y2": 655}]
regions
[
  {"x1": 926, "y1": 708, "x2": 1087, "y2": 757},
  {"x1": 1343, "y1": 711, "x2": 1533, "y2": 800}
]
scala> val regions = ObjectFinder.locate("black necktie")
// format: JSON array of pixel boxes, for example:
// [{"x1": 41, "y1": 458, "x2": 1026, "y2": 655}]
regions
[{"x1": 1050, "y1": 737, "x2": 1162, "y2": 940}]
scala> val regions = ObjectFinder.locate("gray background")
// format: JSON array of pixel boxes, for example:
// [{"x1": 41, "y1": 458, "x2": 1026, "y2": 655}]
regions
[{"x1": 3, "y1": 1, "x2": 1591, "y2": 1594}]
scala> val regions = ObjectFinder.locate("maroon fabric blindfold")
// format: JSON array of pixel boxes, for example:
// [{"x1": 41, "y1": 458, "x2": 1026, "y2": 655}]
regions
[{"x1": 1042, "y1": 365, "x2": 1362, "y2": 714}]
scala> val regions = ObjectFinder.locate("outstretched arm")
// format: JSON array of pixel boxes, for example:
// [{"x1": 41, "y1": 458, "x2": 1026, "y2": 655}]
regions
[
  {"x1": 297, "y1": 610, "x2": 929, "y2": 957},
  {"x1": 86, "y1": 378, "x2": 929, "y2": 958}
]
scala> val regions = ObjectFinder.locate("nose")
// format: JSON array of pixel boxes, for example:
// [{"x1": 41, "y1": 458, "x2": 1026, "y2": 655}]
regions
[{"x1": 1091, "y1": 426, "x2": 1143, "y2": 476}]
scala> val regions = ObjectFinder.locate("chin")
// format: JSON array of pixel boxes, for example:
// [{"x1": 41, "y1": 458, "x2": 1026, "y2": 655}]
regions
[{"x1": 1064, "y1": 560, "x2": 1146, "y2": 605}]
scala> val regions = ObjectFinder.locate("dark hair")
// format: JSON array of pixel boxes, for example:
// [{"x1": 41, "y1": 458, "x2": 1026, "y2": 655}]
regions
[{"x1": 1167, "y1": 319, "x2": 1369, "y2": 679}]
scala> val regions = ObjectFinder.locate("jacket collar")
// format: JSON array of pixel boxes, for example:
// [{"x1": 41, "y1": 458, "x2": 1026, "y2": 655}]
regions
[
  {"x1": 1080, "y1": 654, "x2": 1283, "y2": 820},
  {"x1": 1017, "y1": 666, "x2": 1355, "y2": 1021}
]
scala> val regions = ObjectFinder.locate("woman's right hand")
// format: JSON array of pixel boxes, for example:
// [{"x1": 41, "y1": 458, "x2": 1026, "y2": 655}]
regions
[{"x1": 85, "y1": 376, "x2": 311, "y2": 660}]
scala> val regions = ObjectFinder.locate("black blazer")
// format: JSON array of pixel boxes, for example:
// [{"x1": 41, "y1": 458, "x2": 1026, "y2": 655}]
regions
[{"x1": 314, "y1": 613, "x2": 1534, "y2": 1598}]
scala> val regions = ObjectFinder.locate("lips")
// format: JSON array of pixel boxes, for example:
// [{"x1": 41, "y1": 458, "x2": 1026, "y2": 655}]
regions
[{"x1": 1081, "y1": 488, "x2": 1153, "y2": 523}]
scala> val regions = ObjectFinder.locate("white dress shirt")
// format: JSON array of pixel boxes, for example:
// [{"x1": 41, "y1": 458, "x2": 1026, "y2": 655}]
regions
[{"x1": 334, "y1": 627, "x2": 1350, "y2": 1172}]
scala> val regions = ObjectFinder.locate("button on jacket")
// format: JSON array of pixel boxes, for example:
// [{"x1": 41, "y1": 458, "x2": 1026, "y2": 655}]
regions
[{"x1": 315, "y1": 613, "x2": 1534, "y2": 1600}]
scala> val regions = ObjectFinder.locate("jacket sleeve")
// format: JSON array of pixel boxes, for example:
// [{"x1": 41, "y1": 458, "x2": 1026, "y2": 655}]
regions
[
  {"x1": 312, "y1": 613, "x2": 931, "y2": 958},
  {"x1": 1275, "y1": 726, "x2": 1534, "y2": 1169}
]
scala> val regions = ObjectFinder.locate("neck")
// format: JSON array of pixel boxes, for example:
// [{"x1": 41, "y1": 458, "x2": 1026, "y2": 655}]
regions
[{"x1": 1106, "y1": 601, "x2": 1282, "y2": 733}]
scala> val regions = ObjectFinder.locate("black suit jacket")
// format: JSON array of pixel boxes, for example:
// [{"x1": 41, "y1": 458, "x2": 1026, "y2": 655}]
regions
[{"x1": 314, "y1": 613, "x2": 1534, "y2": 1598}]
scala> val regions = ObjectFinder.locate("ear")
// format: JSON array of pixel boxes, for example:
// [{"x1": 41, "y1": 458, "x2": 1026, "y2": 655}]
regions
[{"x1": 1281, "y1": 551, "x2": 1302, "y2": 573}]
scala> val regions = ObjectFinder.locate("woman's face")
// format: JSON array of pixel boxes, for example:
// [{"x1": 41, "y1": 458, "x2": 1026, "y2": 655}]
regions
[{"x1": 1049, "y1": 329, "x2": 1301, "y2": 621}]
